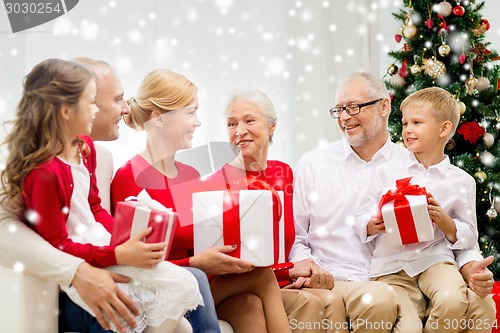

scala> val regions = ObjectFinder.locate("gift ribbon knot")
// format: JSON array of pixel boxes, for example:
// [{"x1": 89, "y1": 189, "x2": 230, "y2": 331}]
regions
[{"x1": 377, "y1": 177, "x2": 427, "y2": 245}]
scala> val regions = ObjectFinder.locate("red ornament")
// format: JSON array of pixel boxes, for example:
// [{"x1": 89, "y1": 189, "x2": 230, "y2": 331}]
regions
[
  {"x1": 399, "y1": 58, "x2": 408, "y2": 78},
  {"x1": 395, "y1": 33, "x2": 402, "y2": 43},
  {"x1": 481, "y1": 18, "x2": 491, "y2": 31},
  {"x1": 437, "y1": 15, "x2": 449, "y2": 33},
  {"x1": 426, "y1": 18, "x2": 433, "y2": 29},
  {"x1": 457, "y1": 121, "x2": 485, "y2": 145},
  {"x1": 452, "y1": 5, "x2": 465, "y2": 16},
  {"x1": 459, "y1": 53, "x2": 466, "y2": 64}
]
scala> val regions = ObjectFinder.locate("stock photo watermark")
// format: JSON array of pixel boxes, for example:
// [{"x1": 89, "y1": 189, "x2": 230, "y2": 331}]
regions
[{"x1": 3, "y1": 0, "x2": 79, "y2": 33}]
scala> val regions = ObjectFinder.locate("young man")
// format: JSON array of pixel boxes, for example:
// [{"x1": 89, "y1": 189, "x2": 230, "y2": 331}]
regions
[{"x1": 290, "y1": 72, "x2": 495, "y2": 333}]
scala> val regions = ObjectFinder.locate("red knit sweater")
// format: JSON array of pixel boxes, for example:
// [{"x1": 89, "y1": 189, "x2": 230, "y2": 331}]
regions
[
  {"x1": 23, "y1": 136, "x2": 117, "y2": 267},
  {"x1": 111, "y1": 154, "x2": 201, "y2": 267}
]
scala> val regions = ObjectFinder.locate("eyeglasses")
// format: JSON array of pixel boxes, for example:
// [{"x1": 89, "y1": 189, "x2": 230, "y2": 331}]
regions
[{"x1": 328, "y1": 98, "x2": 383, "y2": 119}]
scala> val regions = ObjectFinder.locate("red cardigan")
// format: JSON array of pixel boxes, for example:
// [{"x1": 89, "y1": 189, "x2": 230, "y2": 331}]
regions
[
  {"x1": 23, "y1": 136, "x2": 117, "y2": 267},
  {"x1": 203, "y1": 161, "x2": 296, "y2": 287},
  {"x1": 111, "y1": 154, "x2": 201, "y2": 267}
]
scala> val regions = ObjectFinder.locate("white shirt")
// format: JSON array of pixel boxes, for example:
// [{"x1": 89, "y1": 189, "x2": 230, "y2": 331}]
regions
[
  {"x1": 289, "y1": 137, "x2": 408, "y2": 281},
  {"x1": 355, "y1": 153, "x2": 479, "y2": 277},
  {"x1": 95, "y1": 143, "x2": 114, "y2": 213},
  {"x1": 67, "y1": 161, "x2": 110, "y2": 247}
]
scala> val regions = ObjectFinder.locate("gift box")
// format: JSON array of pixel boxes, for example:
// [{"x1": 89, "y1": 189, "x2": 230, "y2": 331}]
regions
[
  {"x1": 110, "y1": 192, "x2": 177, "y2": 260},
  {"x1": 192, "y1": 190, "x2": 281, "y2": 266},
  {"x1": 378, "y1": 177, "x2": 434, "y2": 246}
]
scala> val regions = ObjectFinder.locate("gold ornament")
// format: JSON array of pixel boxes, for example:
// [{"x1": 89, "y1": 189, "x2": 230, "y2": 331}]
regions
[
  {"x1": 410, "y1": 64, "x2": 421, "y2": 75},
  {"x1": 422, "y1": 57, "x2": 446, "y2": 79},
  {"x1": 458, "y1": 101, "x2": 466, "y2": 115},
  {"x1": 387, "y1": 63, "x2": 398, "y2": 75},
  {"x1": 474, "y1": 170, "x2": 487, "y2": 183},
  {"x1": 403, "y1": 24, "x2": 417, "y2": 39},
  {"x1": 438, "y1": 44, "x2": 451, "y2": 57},
  {"x1": 471, "y1": 22, "x2": 488, "y2": 37},
  {"x1": 465, "y1": 75, "x2": 477, "y2": 95},
  {"x1": 495, "y1": 198, "x2": 500, "y2": 215}
]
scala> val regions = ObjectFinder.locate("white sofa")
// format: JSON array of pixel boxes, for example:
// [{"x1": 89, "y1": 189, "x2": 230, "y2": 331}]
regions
[
  {"x1": 0, "y1": 266, "x2": 234, "y2": 333},
  {"x1": 0, "y1": 266, "x2": 59, "y2": 333}
]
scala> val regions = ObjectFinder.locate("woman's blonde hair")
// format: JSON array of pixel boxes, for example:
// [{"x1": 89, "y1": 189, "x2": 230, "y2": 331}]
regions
[
  {"x1": 1, "y1": 58, "x2": 93, "y2": 212},
  {"x1": 125, "y1": 69, "x2": 197, "y2": 130}
]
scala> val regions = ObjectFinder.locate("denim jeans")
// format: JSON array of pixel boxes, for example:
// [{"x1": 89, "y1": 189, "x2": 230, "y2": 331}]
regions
[
  {"x1": 60, "y1": 267, "x2": 220, "y2": 333},
  {"x1": 60, "y1": 293, "x2": 112, "y2": 333},
  {"x1": 183, "y1": 267, "x2": 221, "y2": 333}
]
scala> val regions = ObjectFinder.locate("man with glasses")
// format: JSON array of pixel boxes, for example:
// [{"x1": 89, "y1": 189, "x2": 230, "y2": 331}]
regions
[{"x1": 289, "y1": 72, "x2": 495, "y2": 332}]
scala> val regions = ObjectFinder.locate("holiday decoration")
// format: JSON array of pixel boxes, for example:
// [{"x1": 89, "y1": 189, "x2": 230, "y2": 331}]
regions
[
  {"x1": 422, "y1": 57, "x2": 446, "y2": 79},
  {"x1": 457, "y1": 121, "x2": 485, "y2": 144},
  {"x1": 410, "y1": 64, "x2": 421, "y2": 75},
  {"x1": 481, "y1": 18, "x2": 491, "y2": 31},
  {"x1": 192, "y1": 190, "x2": 281, "y2": 266},
  {"x1": 483, "y1": 133, "x2": 494, "y2": 148},
  {"x1": 452, "y1": 5, "x2": 465, "y2": 16},
  {"x1": 390, "y1": 73, "x2": 406, "y2": 87},
  {"x1": 471, "y1": 43, "x2": 487, "y2": 65},
  {"x1": 387, "y1": 63, "x2": 399, "y2": 76},
  {"x1": 436, "y1": 1, "x2": 452, "y2": 17},
  {"x1": 474, "y1": 170, "x2": 487, "y2": 183},
  {"x1": 458, "y1": 101, "x2": 466, "y2": 115},
  {"x1": 395, "y1": 25, "x2": 403, "y2": 43},
  {"x1": 476, "y1": 77, "x2": 491, "y2": 91},
  {"x1": 378, "y1": 177, "x2": 434, "y2": 246},
  {"x1": 403, "y1": 23, "x2": 417, "y2": 39},
  {"x1": 438, "y1": 44, "x2": 450, "y2": 57},
  {"x1": 465, "y1": 75, "x2": 478, "y2": 95},
  {"x1": 459, "y1": 53, "x2": 466, "y2": 64},
  {"x1": 387, "y1": 0, "x2": 500, "y2": 278},
  {"x1": 471, "y1": 18, "x2": 490, "y2": 37}
]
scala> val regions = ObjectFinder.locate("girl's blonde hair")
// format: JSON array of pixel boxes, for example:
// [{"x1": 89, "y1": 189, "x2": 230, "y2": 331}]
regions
[
  {"x1": 125, "y1": 69, "x2": 197, "y2": 130},
  {"x1": 1, "y1": 58, "x2": 94, "y2": 212}
]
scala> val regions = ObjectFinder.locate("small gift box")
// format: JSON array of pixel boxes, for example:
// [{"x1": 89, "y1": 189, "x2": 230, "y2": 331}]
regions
[
  {"x1": 111, "y1": 191, "x2": 177, "y2": 260},
  {"x1": 378, "y1": 177, "x2": 434, "y2": 246},
  {"x1": 192, "y1": 190, "x2": 281, "y2": 266}
]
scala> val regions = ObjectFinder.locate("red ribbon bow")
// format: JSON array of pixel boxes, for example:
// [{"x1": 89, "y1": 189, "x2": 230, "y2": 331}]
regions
[
  {"x1": 377, "y1": 177, "x2": 427, "y2": 244},
  {"x1": 222, "y1": 179, "x2": 282, "y2": 264}
]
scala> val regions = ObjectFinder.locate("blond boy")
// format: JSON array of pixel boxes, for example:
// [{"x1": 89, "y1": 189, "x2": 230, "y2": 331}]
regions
[{"x1": 356, "y1": 87, "x2": 489, "y2": 332}]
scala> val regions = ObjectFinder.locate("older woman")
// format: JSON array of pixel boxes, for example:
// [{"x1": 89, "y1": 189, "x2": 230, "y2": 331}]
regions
[
  {"x1": 111, "y1": 70, "x2": 291, "y2": 333},
  {"x1": 204, "y1": 89, "x2": 348, "y2": 333}
]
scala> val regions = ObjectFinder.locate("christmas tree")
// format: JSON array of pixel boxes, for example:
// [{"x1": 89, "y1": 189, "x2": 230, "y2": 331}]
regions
[{"x1": 385, "y1": 0, "x2": 500, "y2": 277}]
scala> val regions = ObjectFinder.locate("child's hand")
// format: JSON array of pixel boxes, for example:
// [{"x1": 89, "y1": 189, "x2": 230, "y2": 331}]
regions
[
  {"x1": 115, "y1": 227, "x2": 167, "y2": 268},
  {"x1": 427, "y1": 193, "x2": 447, "y2": 226},
  {"x1": 367, "y1": 216, "x2": 385, "y2": 236}
]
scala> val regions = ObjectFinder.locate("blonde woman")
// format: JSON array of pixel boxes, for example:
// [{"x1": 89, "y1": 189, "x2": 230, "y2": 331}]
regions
[{"x1": 111, "y1": 69, "x2": 291, "y2": 333}]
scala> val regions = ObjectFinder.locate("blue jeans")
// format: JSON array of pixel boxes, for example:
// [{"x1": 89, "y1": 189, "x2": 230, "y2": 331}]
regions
[
  {"x1": 60, "y1": 267, "x2": 220, "y2": 333},
  {"x1": 60, "y1": 293, "x2": 112, "y2": 333},
  {"x1": 184, "y1": 267, "x2": 221, "y2": 333}
]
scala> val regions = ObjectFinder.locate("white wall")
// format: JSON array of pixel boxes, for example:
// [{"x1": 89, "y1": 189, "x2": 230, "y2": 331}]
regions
[{"x1": 1, "y1": 0, "x2": 499, "y2": 171}]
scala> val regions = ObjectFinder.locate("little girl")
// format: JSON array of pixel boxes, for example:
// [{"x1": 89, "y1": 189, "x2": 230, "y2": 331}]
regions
[{"x1": 0, "y1": 59, "x2": 202, "y2": 333}]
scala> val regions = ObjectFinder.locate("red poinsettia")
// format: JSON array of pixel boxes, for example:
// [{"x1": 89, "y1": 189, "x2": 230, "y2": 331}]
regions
[{"x1": 457, "y1": 121, "x2": 485, "y2": 144}]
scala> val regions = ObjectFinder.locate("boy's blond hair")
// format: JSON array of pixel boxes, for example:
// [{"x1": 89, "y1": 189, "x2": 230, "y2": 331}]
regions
[{"x1": 400, "y1": 87, "x2": 460, "y2": 140}]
